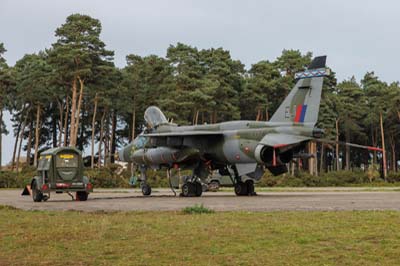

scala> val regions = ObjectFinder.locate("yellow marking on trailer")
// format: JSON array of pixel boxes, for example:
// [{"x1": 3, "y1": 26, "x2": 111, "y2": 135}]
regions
[{"x1": 59, "y1": 154, "x2": 74, "y2": 159}]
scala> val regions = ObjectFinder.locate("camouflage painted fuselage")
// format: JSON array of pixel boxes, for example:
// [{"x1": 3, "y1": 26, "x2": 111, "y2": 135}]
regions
[{"x1": 119, "y1": 56, "x2": 328, "y2": 178}]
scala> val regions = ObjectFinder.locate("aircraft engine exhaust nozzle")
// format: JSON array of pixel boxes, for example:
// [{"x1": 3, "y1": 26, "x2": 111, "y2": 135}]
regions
[{"x1": 254, "y1": 145, "x2": 293, "y2": 165}]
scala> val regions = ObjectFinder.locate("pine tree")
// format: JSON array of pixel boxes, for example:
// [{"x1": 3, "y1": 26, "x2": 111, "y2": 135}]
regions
[{"x1": 49, "y1": 14, "x2": 114, "y2": 147}]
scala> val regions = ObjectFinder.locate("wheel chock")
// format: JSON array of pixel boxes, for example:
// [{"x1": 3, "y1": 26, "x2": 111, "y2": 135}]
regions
[{"x1": 21, "y1": 185, "x2": 32, "y2": 196}]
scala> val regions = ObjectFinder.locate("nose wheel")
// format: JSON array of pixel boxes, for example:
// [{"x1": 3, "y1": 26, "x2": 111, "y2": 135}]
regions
[{"x1": 141, "y1": 182, "x2": 152, "y2": 196}]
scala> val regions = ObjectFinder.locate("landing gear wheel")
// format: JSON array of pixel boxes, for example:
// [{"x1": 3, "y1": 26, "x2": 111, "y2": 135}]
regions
[
  {"x1": 141, "y1": 183, "x2": 152, "y2": 196},
  {"x1": 32, "y1": 181, "x2": 43, "y2": 202},
  {"x1": 195, "y1": 182, "x2": 203, "y2": 197},
  {"x1": 245, "y1": 180, "x2": 256, "y2": 196},
  {"x1": 76, "y1": 191, "x2": 88, "y2": 201},
  {"x1": 181, "y1": 183, "x2": 192, "y2": 197},
  {"x1": 234, "y1": 181, "x2": 248, "y2": 196}
]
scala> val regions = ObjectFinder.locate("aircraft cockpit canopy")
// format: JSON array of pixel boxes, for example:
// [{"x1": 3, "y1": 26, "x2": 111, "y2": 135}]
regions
[{"x1": 144, "y1": 106, "x2": 168, "y2": 128}]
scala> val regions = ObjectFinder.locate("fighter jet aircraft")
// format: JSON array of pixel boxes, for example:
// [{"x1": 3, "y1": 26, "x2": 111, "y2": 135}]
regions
[{"x1": 119, "y1": 56, "x2": 329, "y2": 197}]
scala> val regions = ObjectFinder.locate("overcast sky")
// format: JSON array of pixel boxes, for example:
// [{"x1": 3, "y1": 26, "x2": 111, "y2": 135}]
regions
[{"x1": 1, "y1": 0, "x2": 399, "y2": 165}]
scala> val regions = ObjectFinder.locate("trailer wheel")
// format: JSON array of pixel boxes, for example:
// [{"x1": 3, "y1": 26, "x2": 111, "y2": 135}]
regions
[
  {"x1": 32, "y1": 181, "x2": 43, "y2": 202},
  {"x1": 141, "y1": 183, "x2": 152, "y2": 196},
  {"x1": 76, "y1": 191, "x2": 88, "y2": 201}
]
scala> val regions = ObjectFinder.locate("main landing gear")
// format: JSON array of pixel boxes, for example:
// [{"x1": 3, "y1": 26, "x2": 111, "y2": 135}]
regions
[
  {"x1": 181, "y1": 179, "x2": 203, "y2": 197},
  {"x1": 225, "y1": 166, "x2": 257, "y2": 196},
  {"x1": 234, "y1": 180, "x2": 255, "y2": 196}
]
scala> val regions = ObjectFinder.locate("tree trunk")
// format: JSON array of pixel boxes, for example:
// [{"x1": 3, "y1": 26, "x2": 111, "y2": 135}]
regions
[
  {"x1": 57, "y1": 99, "x2": 64, "y2": 147},
  {"x1": 26, "y1": 121, "x2": 33, "y2": 166},
  {"x1": 380, "y1": 112, "x2": 387, "y2": 180},
  {"x1": 110, "y1": 111, "x2": 117, "y2": 164},
  {"x1": 256, "y1": 109, "x2": 261, "y2": 121},
  {"x1": 345, "y1": 128, "x2": 350, "y2": 171},
  {"x1": 194, "y1": 110, "x2": 199, "y2": 125},
  {"x1": 98, "y1": 111, "x2": 106, "y2": 168},
  {"x1": 16, "y1": 112, "x2": 29, "y2": 172},
  {"x1": 69, "y1": 78, "x2": 78, "y2": 146},
  {"x1": 52, "y1": 110, "x2": 57, "y2": 148},
  {"x1": 104, "y1": 113, "x2": 110, "y2": 165},
  {"x1": 335, "y1": 118, "x2": 339, "y2": 171},
  {"x1": 63, "y1": 96, "x2": 69, "y2": 146},
  {"x1": 78, "y1": 109, "x2": 85, "y2": 151},
  {"x1": 390, "y1": 133, "x2": 396, "y2": 172},
  {"x1": 33, "y1": 105, "x2": 41, "y2": 167},
  {"x1": 308, "y1": 141, "x2": 317, "y2": 175},
  {"x1": 128, "y1": 105, "x2": 136, "y2": 172},
  {"x1": 73, "y1": 76, "x2": 84, "y2": 146},
  {"x1": 371, "y1": 127, "x2": 377, "y2": 164},
  {"x1": 131, "y1": 104, "x2": 136, "y2": 141},
  {"x1": 91, "y1": 93, "x2": 98, "y2": 168},
  {"x1": 320, "y1": 143, "x2": 325, "y2": 174},
  {"x1": 11, "y1": 120, "x2": 21, "y2": 171}
]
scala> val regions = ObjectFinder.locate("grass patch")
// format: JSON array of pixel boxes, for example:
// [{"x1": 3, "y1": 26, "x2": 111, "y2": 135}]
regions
[
  {"x1": 182, "y1": 204, "x2": 215, "y2": 214},
  {"x1": 1, "y1": 207, "x2": 400, "y2": 265}
]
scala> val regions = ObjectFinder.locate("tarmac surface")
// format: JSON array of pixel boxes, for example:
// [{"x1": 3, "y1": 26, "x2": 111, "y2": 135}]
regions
[{"x1": 2, "y1": 188, "x2": 400, "y2": 212}]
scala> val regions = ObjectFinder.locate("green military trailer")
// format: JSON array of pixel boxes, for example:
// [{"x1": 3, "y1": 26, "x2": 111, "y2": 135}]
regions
[{"x1": 25, "y1": 147, "x2": 93, "y2": 202}]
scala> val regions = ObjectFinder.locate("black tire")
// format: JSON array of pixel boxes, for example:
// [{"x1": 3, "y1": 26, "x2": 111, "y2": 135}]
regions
[
  {"x1": 181, "y1": 183, "x2": 190, "y2": 197},
  {"x1": 195, "y1": 182, "x2": 203, "y2": 197},
  {"x1": 141, "y1": 183, "x2": 152, "y2": 196},
  {"x1": 76, "y1": 191, "x2": 89, "y2": 201},
  {"x1": 234, "y1": 181, "x2": 248, "y2": 196},
  {"x1": 32, "y1": 181, "x2": 43, "y2": 202},
  {"x1": 245, "y1": 180, "x2": 256, "y2": 196}
]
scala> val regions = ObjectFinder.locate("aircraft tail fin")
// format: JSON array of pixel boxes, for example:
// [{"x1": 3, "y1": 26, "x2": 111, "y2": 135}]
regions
[{"x1": 269, "y1": 56, "x2": 329, "y2": 127}]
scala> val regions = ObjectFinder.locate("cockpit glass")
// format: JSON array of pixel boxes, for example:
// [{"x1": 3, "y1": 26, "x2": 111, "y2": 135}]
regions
[
  {"x1": 144, "y1": 106, "x2": 167, "y2": 128},
  {"x1": 133, "y1": 136, "x2": 147, "y2": 149}
]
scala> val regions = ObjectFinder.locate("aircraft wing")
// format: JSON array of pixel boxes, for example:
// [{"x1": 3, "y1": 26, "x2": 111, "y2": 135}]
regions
[
  {"x1": 144, "y1": 131, "x2": 223, "y2": 137},
  {"x1": 259, "y1": 133, "x2": 311, "y2": 147}
]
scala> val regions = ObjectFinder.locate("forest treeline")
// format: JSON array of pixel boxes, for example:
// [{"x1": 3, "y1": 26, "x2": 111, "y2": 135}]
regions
[{"x1": 0, "y1": 14, "x2": 399, "y2": 174}]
